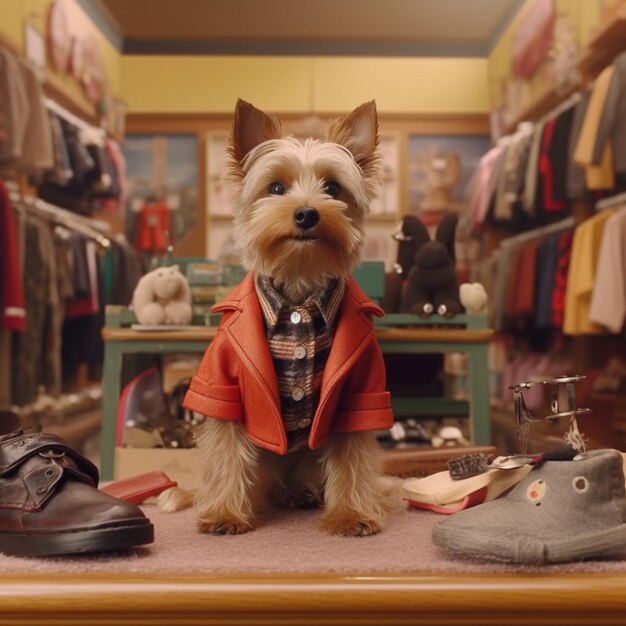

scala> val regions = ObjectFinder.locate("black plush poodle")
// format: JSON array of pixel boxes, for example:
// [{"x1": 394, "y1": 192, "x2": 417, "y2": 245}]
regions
[
  {"x1": 382, "y1": 216, "x2": 424, "y2": 313},
  {"x1": 400, "y1": 213, "x2": 463, "y2": 318}
]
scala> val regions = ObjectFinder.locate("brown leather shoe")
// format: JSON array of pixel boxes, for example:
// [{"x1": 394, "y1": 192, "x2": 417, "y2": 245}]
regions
[{"x1": 0, "y1": 427, "x2": 154, "y2": 556}]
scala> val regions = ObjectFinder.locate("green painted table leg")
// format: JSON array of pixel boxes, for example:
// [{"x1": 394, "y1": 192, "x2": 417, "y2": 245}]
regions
[
  {"x1": 467, "y1": 343, "x2": 491, "y2": 445},
  {"x1": 100, "y1": 342, "x2": 122, "y2": 481}
]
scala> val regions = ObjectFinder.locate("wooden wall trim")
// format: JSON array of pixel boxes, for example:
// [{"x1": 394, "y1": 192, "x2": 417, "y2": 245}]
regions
[{"x1": 126, "y1": 112, "x2": 490, "y2": 136}]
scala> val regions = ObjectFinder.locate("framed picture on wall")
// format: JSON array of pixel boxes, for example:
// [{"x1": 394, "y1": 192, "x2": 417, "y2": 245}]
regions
[
  {"x1": 123, "y1": 133, "x2": 200, "y2": 254},
  {"x1": 207, "y1": 132, "x2": 233, "y2": 218},
  {"x1": 369, "y1": 133, "x2": 400, "y2": 218},
  {"x1": 408, "y1": 134, "x2": 491, "y2": 218}
]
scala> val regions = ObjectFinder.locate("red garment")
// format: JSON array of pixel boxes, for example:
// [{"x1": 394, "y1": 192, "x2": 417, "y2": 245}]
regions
[
  {"x1": 0, "y1": 182, "x2": 25, "y2": 332},
  {"x1": 551, "y1": 230, "x2": 573, "y2": 328},
  {"x1": 539, "y1": 118, "x2": 567, "y2": 213},
  {"x1": 183, "y1": 273, "x2": 394, "y2": 455},
  {"x1": 504, "y1": 242, "x2": 539, "y2": 329},
  {"x1": 134, "y1": 201, "x2": 171, "y2": 253}
]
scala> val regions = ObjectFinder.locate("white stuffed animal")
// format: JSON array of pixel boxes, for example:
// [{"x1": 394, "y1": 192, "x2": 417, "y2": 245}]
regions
[
  {"x1": 131, "y1": 265, "x2": 193, "y2": 325},
  {"x1": 459, "y1": 282, "x2": 488, "y2": 315}
]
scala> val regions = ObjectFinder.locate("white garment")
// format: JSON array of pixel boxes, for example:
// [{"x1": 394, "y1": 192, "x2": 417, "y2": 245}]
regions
[{"x1": 589, "y1": 208, "x2": 626, "y2": 333}]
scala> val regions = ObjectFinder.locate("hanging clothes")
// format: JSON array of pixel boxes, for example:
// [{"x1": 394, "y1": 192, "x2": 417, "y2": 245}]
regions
[
  {"x1": 134, "y1": 199, "x2": 172, "y2": 253},
  {"x1": 534, "y1": 233, "x2": 561, "y2": 329},
  {"x1": 563, "y1": 210, "x2": 614, "y2": 335},
  {"x1": 574, "y1": 65, "x2": 616, "y2": 191},
  {"x1": 589, "y1": 207, "x2": 626, "y2": 333},
  {"x1": 592, "y1": 50, "x2": 626, "y2": 179},
  {"x1": 12, "y1": 216, "x2": 49, "y2": 405},
  {"x1": 0, "y1": 181, "x2": 25, "y2": 409},
  {"x1": 0, "y1": 47, "x2": 28, "y2": 164},
  {"x1": 0, "y1": 181, "x2": 25, "y2": 331},
  {"x1": 565, "y1": 91, "x2": 591, "y2": 201}
]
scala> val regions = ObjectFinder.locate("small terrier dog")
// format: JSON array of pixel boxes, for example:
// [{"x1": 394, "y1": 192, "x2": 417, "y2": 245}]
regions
[{"x1": 160, "y1": 99, "x2": 395, "y2": 536}]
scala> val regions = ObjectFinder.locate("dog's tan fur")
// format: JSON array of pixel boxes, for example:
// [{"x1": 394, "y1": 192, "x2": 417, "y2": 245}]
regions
[{"x1": 159, "y1": 99, "x2": 398, "y2": 536}]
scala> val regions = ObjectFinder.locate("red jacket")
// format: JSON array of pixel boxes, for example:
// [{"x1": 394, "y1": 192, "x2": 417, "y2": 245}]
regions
[{"x1": 183, "y1": 272, "x2": 393, "y2": 455}]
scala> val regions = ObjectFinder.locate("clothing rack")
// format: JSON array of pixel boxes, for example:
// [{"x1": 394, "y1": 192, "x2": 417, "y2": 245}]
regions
[
  {"x1": 45, "y1": 97, "x2": 106, "y2": 140},
  {"x1": 8, "y1": 189, "x2": 111, "y2": 249},
  {"x1": 596, "y1": 191, "x2": 626, "y2": 211},
  {"x1": 500, "y1": 216, "x2": 576, "y2": 249}
]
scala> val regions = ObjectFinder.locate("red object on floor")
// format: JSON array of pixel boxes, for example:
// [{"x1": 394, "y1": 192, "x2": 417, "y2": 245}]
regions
[{"x1": 100, "y1": 471, "x2": 178, "y2": 504}]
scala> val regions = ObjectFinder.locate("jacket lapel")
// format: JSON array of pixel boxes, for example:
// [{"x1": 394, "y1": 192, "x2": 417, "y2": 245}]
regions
[
  {"x1": 215, "y1": 273, "x2": 282, "y2": 414},
  {"x1": 319, "y1": 277, "x2": 382, "y2": 398}
]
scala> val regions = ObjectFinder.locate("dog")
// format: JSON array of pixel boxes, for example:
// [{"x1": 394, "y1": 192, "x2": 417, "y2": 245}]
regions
[{"x1": 159, "y1": 99, "x2": 396, "y2": 536}]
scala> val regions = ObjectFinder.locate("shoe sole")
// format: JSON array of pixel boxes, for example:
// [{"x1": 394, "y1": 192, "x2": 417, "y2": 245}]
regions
[{"x1": 0, "y1": 519, "x2": 154, "y2": 557}]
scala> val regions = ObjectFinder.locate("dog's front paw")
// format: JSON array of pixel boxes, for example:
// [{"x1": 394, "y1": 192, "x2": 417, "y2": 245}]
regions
[
  {"x1": 197, "y1": 516, "x2": 254, "y2": 535},
  {"x1": 320, "y1": 514, "x2": 383, "y2": 537}
]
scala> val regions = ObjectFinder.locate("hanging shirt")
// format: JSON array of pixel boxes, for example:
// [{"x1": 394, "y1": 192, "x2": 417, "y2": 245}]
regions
[
  {"x1": 593, "y1": 51, "x2": 626, "y2": 177},
  {"x1": 574, "y1": 65, "x2": 616, "y2": 191},
  {"x1": 563, "y1": 211, "x2": 614, "y2": 335},
  {"x1": 255, "y1": 275, "x2": 344, "y2": 453},
  {"x1": 0, "y1": 182, "x2": 25, "y2": 332},
  {"x1": 589, "y1": 208, "x2": 626, "y2": 333}
]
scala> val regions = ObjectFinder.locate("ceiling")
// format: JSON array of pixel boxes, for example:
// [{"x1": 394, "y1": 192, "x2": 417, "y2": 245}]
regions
[{"x1": 81, "y1": 0, "x2": 525, "y2": 57}]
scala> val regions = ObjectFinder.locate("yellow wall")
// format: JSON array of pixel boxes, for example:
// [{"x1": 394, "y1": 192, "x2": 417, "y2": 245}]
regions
[
  {"x1": 1, "y1": 0, "x2": 121, "y2": 98},
  {"x1": 3, "y1": 2, "x2": 489, "y2": 115},
  {"x1": 120, "y1": 55, "x2": 489, "y2": 114},
  {"x1": 3, "y1": 1, "x2": 25, "y2": 44}
]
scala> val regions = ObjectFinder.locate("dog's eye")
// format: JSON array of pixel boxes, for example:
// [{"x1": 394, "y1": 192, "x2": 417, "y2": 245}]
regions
[
  {"x1": 268, "y1": 182, "x2": 285, "y2": 195},
  {"x1": 324, "y1": 181, "x2": 340, "y2": 198}
]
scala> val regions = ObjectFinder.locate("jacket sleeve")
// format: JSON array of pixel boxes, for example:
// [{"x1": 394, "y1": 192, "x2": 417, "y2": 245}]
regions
[
  {"x1": 333, "y1": 333, "x2": 394, "y2": 433},
  {"x1": 182, "y1": 324, "x2": 243, "y2": 421}
]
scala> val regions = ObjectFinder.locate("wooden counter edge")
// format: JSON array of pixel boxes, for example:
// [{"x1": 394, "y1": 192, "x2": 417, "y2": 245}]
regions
[
  {"x1": 1, "y1": 571, "x2": 625, "y2": 625},
  {"x1": 102, "y1": 327, "x2": 494, "y2": 344}
]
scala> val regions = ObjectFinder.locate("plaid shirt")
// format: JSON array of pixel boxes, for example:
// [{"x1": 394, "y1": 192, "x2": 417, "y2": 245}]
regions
[{"x1": 255, "y1": 275, "x2": 345, "y2": 452}]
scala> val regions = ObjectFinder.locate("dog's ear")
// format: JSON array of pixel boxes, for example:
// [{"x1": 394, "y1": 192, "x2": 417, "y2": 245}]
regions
[
  {"x1": 327, "y1": 100, "x2": 379, "y2": 170},
  {"x1": 231, "y1": 99, "x2": 282, "y2": 163},
  {"x1": 434, "y1": 212, "x2": 458, "y2": 264}
]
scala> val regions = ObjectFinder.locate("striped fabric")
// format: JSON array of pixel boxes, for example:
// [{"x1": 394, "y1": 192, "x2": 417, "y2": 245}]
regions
[{"x1": 255, "y1": 275, "x2": 345, "y2": 452}]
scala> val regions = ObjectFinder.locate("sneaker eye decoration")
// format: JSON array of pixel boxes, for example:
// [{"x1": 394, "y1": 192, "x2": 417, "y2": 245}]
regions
[{"x1": 509, "y1": 375, "x2": 591, "y2": 455}]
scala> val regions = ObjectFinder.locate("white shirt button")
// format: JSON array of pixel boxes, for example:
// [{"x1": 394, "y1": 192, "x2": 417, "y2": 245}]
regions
[
  {"x1": 291, "y1": 387, "x2": 304, "y2": 401},
  {"x1": 297, "y1": 418, "x2": 311, "y2": 428},
  {"x1": 290, "y1": 311, "x2": 302, "y2": 324},
  {"x1": 293, "y1": 345, "x2": 306, "y2": 359}
]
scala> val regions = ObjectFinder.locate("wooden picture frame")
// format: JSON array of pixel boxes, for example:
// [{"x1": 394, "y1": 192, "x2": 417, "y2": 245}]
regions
[{"x1": 125, "y1": 112, "x2": 490, "y2": 262}]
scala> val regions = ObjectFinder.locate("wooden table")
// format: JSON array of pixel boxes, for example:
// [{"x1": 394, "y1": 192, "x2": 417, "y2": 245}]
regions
[
  {"x1": 4, "y1": 571, "x2": 626, "y2": 624},
  {"x1": 100, "y1": 310, "x2": 493, "y2": 481}
]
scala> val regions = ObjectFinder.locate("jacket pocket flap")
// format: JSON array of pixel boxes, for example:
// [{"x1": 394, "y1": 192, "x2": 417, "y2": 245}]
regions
[
  {"x1": 338, "y1": 391, "x2": 391, "y2": 411},
  {"x1": 188, "y1": 377, "x2": 241, "y2": 403}
]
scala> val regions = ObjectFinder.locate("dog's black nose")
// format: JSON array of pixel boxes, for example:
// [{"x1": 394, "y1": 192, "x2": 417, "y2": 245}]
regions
[{"x1": 293, "y1": 207, "x2": 319, "y2": 230}]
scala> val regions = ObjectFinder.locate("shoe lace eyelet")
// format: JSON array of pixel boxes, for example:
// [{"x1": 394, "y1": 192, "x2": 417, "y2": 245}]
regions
[{"x1": 45, "y1": 468, "x2": 55, "y2": 478}]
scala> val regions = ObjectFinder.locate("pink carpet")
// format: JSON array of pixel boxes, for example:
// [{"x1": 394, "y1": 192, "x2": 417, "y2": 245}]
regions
[{"x1": 3, "y1": 504, "x2": 626, "y2": 574}]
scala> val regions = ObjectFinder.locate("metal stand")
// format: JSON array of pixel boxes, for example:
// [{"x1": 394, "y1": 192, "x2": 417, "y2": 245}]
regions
[{"x1": 509, "y1": 375, "x2": 591, "y2": 454}]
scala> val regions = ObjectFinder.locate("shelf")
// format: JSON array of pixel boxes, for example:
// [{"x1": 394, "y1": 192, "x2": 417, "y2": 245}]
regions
[
  {"x1": 501, "y1": 1, "x2": 626, "y2": 136},
  {"x1": 502, "y1": 82, "x2": 579, "y2": 136},
  {"x1": 391, "y1": 396, "x2": 469, "y2": 418},
  {"x1": 367, "y1": 213, "x2": 398, "y2": 223},
  {"x1": 578, "y1": 2, "x2": 626, "y2": 78}
]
